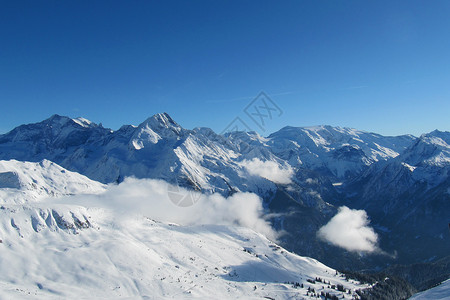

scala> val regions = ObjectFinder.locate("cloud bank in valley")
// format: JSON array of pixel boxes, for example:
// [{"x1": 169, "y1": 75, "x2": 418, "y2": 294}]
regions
[
  {"x1": 240, "y1": 158, "x2": 294, "y2": 184},
  {"x1": 317, "y1": 206, "x2": 379, "y2": 253},
  {"x1": 60, "y1": 177, "x2": 278, "y2": 241}
]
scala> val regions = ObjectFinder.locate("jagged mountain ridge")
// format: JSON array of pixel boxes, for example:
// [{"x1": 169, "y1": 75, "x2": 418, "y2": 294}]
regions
[
  {"x1": 0, "y1": 113, "x2": 415, "y2": 190},
  {"x1": 347, "y1": 130, "x2": 450, "y2": 209},
  {"x1": 266, "y1": 125, "x2": 414, "y2": 179}
]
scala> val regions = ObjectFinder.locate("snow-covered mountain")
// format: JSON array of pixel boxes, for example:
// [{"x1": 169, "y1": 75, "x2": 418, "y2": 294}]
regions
[
  {"x1": 266, "y1": 125, "x2": 414, "y2": 179},
  {"x1": 345, "y1": 130, "x2": 450, "y2": 264},
  {"x1": 0, "y1": 159, "x2": 369, "y2": 299},
  {"x1": 0, "y1": 114, "x2": 273, "y2": 196},
  {"x1": 0, "y1": 113, "x2": 415, "y2": 190},
  {"x1": 0, "y1": 114, "x2": 414, "y2": 233},
  {"x1": 0, "y1": 113, "x2": 448, "y2": 274},
  {"x1": 350, "y1": 130, "x2": 450, "y2": 204}
]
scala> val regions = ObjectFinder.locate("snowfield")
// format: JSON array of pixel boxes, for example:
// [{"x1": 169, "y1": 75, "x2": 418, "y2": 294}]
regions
[
  {"x1": 0, "y1": 205, "x2": 366, "y2": 299},
  {"x1": 0, "y1": 159, "x2": 367, "y2": 299}
]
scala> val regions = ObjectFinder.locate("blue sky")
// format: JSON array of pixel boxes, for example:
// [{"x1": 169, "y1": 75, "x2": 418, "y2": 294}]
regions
[{"x1": 1, "y1": 1, "x2": 449, "y2": 136}]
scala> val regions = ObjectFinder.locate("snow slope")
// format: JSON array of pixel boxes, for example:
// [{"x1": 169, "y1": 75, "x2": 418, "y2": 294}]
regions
[
  {"x1": 409, "y1": 279, "x2": 450, "y2": 300},
  {"x1": 0, "y1": 160, "x2": 368, "y2": 299},
  {"x1": 0, "y1": 204, "x2": 367, "y2": 299},
  {"x1": 0, "y1": 159, "x2": 105, "y2": 204}
]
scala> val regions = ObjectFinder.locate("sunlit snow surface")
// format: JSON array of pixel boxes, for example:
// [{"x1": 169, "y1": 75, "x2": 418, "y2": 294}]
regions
[
  {"x1": 409, "y1": 279, "x2": 450, "y2": 300},
  {"x1": 0, "y1": 206, "x2": 366, "y2": 299},
  {"x1": 0, "y1": 160, "x2": 367, "y2": 299},
  {"x1": 0, "y1": 160, "x2": 106, "y2": 204}
]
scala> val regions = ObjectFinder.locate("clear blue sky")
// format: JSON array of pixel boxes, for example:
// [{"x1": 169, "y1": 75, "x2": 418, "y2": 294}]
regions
[{"x1": 1, "y1": 1, "x2": 449, "y2": 136}]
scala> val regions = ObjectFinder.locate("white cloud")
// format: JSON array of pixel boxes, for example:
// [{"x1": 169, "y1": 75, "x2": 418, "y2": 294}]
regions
[
  {"x1": 240, "y1": 158, "x2": 294, "y2": 184},
  {"x1": 317, "y1": 206, "x2": 379, "y2": 253},
  {"x1": 305, "y1": 178, "x2": 318, "y2": 185},
  {"x1": 56, "y1": 177, "x2": 278, "y2": 241}
]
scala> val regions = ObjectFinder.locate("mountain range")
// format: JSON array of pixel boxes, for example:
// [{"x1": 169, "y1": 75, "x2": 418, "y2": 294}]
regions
[{"x1": 0, "y1": 113, "x2": 449, "y2": 297}]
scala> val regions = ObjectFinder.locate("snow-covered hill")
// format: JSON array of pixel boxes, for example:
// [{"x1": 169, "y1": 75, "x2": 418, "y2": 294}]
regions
[
  {"x1": 0, "y1": 160, "x2": 368, "y2": 299},
  {"x1": 0, "y1": 205, "x2": 368, "y2": 299},
  {"x1": 0, "y1": 159, "x2": 105, "y2": 204}
]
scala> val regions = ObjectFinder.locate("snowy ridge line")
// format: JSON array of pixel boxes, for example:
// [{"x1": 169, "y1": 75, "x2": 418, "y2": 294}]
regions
[
  {"x1": 0, "y1": 113, "x2": 419, "y2": 188},
  {"x1": 0, "y1": 159, "x2": 106, "y2": 204}
]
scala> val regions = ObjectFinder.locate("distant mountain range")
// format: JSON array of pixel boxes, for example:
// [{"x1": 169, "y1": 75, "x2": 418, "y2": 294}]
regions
[{"x1": 0, "y1": 113, "x2": 448, "y2": 276}]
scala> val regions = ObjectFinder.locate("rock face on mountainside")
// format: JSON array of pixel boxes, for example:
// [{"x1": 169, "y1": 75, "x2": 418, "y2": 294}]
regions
[{"x1": 0, "y1": 113, "x2": 448, "y2": 272}]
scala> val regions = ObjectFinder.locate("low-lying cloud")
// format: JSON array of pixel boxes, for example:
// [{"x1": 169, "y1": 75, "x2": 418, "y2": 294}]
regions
[
  {"x1": 58, "y1": 177, "x2": 278, "y2": 241},
  {"x1": 317, "y1": 206, "x2": 379, "y2": 253},
  {"x1": 240, "y1": 158, "x2": 293, "y2": 184}
]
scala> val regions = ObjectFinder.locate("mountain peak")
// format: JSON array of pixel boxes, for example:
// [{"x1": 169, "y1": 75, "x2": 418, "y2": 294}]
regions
[
  {"x1": 44, "y1": 114, "x2": 72, "y2": 125},
  {"x1": 72, "y1": 117, "x2": 97, "y2": 128},
  {"x1": 425, "y1": 130, "x2": 450, "y2": 144},
  {"x1": 141, "y1": 112, "x2": 175, "y2": 126},
  {"x1": 140, "y1": 112, "x2": 182, "y2": 133},
  {"x1": 130, "y1": 113, "x2": 184, "y2": 145},
  {"x1": 41, "y1": 114, "x2": 100, "y2": 129},
  {"x1": 151, "y1": 112, "x2": 176, "y2": 124}
]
